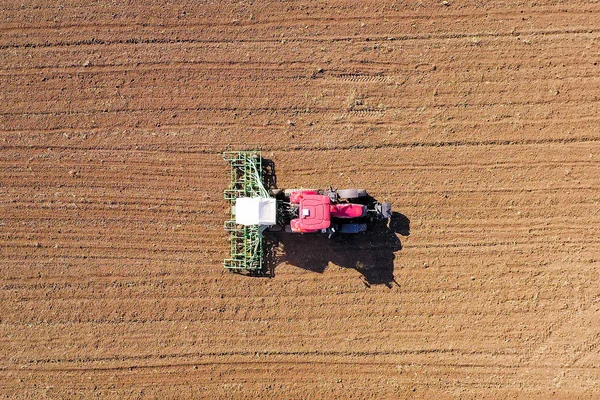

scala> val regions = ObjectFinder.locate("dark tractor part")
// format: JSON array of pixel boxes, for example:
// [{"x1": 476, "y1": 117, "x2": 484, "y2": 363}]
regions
[
  {"x1": 267, "y1": 224, "x2": 283, "y2": 232},
  {"x1": 375, "y1": 202, "x2": 392, "y2": 219}
]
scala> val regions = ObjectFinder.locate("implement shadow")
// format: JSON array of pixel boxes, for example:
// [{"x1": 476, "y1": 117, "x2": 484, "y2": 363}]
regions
[{"x1": 265, "y1": 212, "x2": 410, "y2": 287}]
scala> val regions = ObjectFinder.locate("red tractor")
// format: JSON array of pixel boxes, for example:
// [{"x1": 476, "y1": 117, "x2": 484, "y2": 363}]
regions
[{"x1": 275, "y1": 188, "x2": 391, "y2": 236}]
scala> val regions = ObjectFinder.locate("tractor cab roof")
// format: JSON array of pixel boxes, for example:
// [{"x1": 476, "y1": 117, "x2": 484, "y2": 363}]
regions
[{"x1": 291, "y1": 194, "x2": 331, "y2": 232}]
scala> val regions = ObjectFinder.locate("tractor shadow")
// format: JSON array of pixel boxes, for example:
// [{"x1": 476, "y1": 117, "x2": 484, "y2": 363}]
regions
[{"x1": 265, "y1": 212, "x2": 410, "y2": 288}]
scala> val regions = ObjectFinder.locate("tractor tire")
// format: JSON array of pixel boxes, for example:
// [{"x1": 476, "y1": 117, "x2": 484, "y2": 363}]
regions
[
  {"x1": 337, "y1": 188, "x2": 368, "y2": 199},
  {"x1": 338, "y1": 223, "x2": 368, "y2": 233}
]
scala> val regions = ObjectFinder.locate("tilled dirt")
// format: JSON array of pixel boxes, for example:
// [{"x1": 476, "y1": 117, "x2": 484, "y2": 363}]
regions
[{"x1": 2, "y1": 1, "x2": 600, "y2": 398}]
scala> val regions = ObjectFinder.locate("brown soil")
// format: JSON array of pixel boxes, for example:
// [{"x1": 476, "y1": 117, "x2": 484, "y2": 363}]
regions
[{"x1": 2, "y1": 1, "x2": 600, "y2": 398}]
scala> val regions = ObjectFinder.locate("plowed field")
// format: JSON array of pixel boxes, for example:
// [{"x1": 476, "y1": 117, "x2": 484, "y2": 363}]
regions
[{"x1": 2, "y1": 1, "x2": 600, "y2": 398}]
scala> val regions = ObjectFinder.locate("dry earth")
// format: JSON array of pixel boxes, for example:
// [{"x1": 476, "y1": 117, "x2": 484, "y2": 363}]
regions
[{"x1": 1, "y1": 0, "x2": 600, "y2": 398}]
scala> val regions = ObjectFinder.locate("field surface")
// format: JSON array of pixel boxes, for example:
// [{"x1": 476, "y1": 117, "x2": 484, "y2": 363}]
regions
[{"x1": 2, "y1": 0, "x2": 600, "y2": 398}]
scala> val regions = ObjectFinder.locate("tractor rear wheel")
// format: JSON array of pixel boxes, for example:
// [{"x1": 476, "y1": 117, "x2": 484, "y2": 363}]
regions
[{"x1": 337, "y1": 188, "x2": 368, "y2": 199}]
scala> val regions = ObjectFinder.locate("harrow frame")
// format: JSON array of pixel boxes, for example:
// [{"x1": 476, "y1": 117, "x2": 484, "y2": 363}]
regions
[{"x1": 222, "y1": 151, "x2": 269, "y2": 273}]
